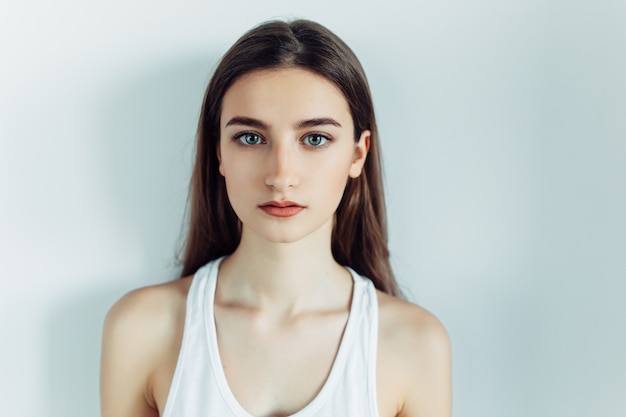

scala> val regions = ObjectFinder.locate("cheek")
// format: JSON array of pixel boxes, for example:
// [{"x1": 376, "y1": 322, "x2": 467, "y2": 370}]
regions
[
  {"x1": 220, "y1": 148, "x2": 249, "y2": 180},
  {"x1": 316, "y1": 158, "x2": 353, "y2": 197},
  {"x1": 219, "y1": 154, "x2": 252, "y2": 201},
  {"x1": 222, "y1": 165, "x2": 252, "y2": 195}
]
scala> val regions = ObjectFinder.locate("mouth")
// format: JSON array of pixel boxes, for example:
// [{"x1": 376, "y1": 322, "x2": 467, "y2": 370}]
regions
[{"x1": 259, "y1": 200, "x2": 305, "y2": 218}]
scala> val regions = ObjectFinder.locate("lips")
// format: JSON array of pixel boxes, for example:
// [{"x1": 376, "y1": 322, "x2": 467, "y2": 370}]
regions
[{"x1": 259, "y1": 200, "x2": 305, "y2": 218}]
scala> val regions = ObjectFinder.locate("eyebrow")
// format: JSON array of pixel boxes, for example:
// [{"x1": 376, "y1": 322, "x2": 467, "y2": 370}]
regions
[
  {"x1": 296, "y1": 118, "x2": 342, "y2": 129},
  {"x1": 225, "y1": 116, "x2": 268, "y2": 129},
  {"x1": 225, "y1": 116, "x2": 342, "y2": 129}
]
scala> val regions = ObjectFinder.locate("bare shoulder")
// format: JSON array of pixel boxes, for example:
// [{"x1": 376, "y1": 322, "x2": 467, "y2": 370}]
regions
[
  {"x1": 376, "y1": 291, "x2": 452, "y2": 417},
  {"x1": 100, "y1": 277, "x2": 193, "y2": 417},
  {"x1": 377, "y1": 291, "x2": 450, "y2": 354},
  {"x1": 104, "y1": 277, "x2": 192, "y2": 333},
  {"x1": 103, "y1": 277, "x2": 192, "y2": 363}
]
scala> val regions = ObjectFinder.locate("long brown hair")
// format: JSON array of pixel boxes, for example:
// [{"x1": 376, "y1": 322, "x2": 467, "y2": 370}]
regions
[{"x1": 179, "y1": 19, "x2": 401, "y2": 296}]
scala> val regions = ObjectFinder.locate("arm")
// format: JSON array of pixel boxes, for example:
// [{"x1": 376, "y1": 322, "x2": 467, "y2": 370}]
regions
[
  {"x1": 377, "y1": 293, "x2": 452, "y2": 417},
  {"x1": 398, "y1": 312, "x2": 452, "y2": 417},
  {"x1": 100, "y1": 288, "x2": 166, "y2": 417}
]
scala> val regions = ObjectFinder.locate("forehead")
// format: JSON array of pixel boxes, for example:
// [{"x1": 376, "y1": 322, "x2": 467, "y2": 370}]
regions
[{"x1": 220, "y1": 68, "x2": 352, "y2": 126}]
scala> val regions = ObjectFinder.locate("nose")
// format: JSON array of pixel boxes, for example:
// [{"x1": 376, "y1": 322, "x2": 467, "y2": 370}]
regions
[{"x1": 265, "y1": 141, "x2": 299, "y2": 191}]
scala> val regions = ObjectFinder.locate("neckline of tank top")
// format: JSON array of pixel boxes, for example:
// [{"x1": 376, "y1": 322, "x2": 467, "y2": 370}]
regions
[{"x1": 203, "y1": 256, "x2": 366, "y2": 417}]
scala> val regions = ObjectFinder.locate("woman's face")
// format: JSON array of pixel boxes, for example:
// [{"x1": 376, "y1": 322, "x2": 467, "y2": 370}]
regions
[{"x1": 218, "y1": 67, "x2": 369, "y2": 245}]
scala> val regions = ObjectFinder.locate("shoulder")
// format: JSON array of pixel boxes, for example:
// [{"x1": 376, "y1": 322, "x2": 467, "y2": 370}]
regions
[
  {"x1": 377, "y1": 291, "x2": 450, "y2": 355},
  {"x1": 376, "y1": 291, "x2": 452, "y2": 417},
  {"x1": 100, "y1": 277, "x2": 193, "y2": 415},
  {"x1": 103, "y1": 277, "x2": 192, "y2": 349}
]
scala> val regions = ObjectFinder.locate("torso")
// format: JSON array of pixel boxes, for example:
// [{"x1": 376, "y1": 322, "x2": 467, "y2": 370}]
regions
[{"x1": 144, "y1": 269, "x2": 429, "y2": 417}]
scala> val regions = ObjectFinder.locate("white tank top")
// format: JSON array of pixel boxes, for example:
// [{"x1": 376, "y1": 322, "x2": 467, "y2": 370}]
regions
[{"x1": 162, "y1": 257, "x2": 380, "y2": 417}]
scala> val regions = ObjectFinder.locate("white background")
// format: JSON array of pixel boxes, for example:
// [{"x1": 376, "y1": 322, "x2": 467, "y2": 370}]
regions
[{"x1": 1, "y1": 1, "x2": 625, "y2": 416}]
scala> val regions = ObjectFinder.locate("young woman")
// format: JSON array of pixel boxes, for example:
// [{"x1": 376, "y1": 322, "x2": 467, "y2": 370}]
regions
[{"x1": 100, "y1": 19, "x2": 451, "y2": 417}]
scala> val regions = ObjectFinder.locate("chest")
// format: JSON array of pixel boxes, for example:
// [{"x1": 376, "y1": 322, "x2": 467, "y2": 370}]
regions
[
  {"x1": 214, "y1": 307, "x2": 349, "y2": 416},
  {"x1": 153, "y1": 323, "x2": 401, "y2": 417},
  {"x1": 153, "y1": 274, "x2": 403, "y2": 417}
]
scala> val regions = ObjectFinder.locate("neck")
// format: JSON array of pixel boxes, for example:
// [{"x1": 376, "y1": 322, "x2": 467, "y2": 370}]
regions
[{"x1": 216, "y1": 220, "x2": 352, "y2": 317}]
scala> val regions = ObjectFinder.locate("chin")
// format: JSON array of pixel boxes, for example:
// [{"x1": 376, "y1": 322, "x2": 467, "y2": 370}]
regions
[
  {"x1": 257, "y1": 229, "x2": 314, "y2": 245},
  {"x1": 244, "y1": 220, "x2": 332, "y2": 246}
]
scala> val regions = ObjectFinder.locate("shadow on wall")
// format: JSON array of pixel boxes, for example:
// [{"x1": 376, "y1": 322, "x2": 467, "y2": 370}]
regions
[
  {"x1": 45, "y1": 54, "x2": 220, "y2": 417},
  {"x1": 46, "y1": 287, "x2": 123, "y2": 417},
  {"x1": 100, "y1": 54, "x2": 220, "y2": 280}
]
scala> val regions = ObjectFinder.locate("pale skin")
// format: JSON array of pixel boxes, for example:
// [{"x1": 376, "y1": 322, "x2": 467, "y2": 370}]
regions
[{"x1": 100, "y1": 68, "x2": 451, "y2": 417}]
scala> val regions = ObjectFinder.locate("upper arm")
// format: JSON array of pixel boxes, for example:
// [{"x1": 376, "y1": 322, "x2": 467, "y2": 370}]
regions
[
  {"x1": 100, "y1": 288, "x2": 171, "y2": 417},
  {"x1": 377, "y1": 293, "x2": 452, "y2": 417},
  {"x1": 398, "y1": 312, "x2": 452, "y2": 417}
]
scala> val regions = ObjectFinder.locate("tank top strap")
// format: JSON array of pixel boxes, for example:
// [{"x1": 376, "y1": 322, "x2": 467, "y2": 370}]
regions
[
  {"x1": 345, "y1": 267, "x2": 380, "y2": 416},
  {"x1": 162, "y1": 258, "x2": 223, "y2": 417}
]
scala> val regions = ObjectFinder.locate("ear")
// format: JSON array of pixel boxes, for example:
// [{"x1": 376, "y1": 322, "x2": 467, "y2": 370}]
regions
[
  {"x1": 349, "y1": 130, "x2": 370, "y2": 178},
  {"x1": 217, "y1": 142, "x2": 225, "y2": 177}
]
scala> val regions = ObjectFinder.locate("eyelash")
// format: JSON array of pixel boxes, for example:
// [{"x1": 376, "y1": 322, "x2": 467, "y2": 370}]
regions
[{"x1": 233, "y1": 132, "x2": 332, "y2": 148}]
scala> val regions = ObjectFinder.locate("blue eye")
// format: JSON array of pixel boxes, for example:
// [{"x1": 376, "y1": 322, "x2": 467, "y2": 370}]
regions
[
  {"x1": 236, "y1": 133, "x2": 264, "y2": 145},
  {"x1": 303, "y1": 134, "x2": 329, "y2": 147}
]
